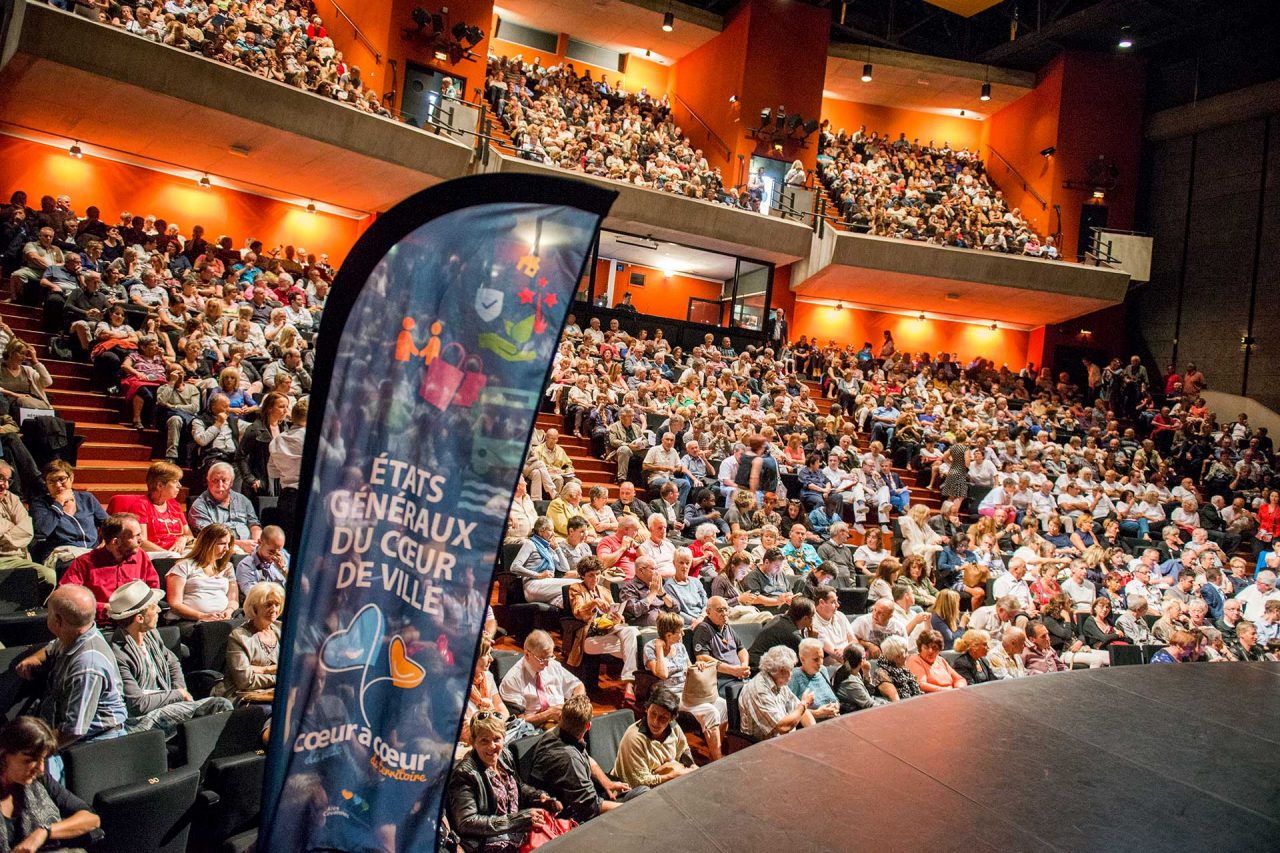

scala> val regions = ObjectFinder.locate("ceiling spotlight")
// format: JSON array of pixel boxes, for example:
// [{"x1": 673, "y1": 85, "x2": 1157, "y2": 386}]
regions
[
  {"x1": 1118, "y1": 26, "x2": 1133, "y2": 49},
  {"x1": 836, "y1": 302, "x2": 844, "y2": 311},
  {"x1": 959, "y1": 109, "x2": 966, "y2": 116},
  {"x1": 645, "y1": 48, "x2": 651, "y2": 57},
  {"x1": 68, "y1": 141, "x2": 82, "y2": 159},
  {"x1": 662, "y1": 10, "x2": 674, "y2": 32},
  {"x1": 861, "y1": 63, "x2": 873, "y2": 83},
  {"x1": 759, "y1": 107, "x2": 772, "y2": 128},
  {"x1": 990, "y1": 323, "x2": 998, "y2": 331},
  {"x1": 918, "y1": 313, "x2": 926, "y2": 321},
  {"x1": 774, "y1": 106, "x2": 787, "y2": 129},
  {"x1": 980, "y1": 82, "x2": 991, "y2": 101},
  {"x1": 728, "y1": 94, "x2": 737, "y2": 104},
  {"x1": 801, "y1": 118, "x2": 820, "y2": 138},
  {"x1": 306, "y1": 201, "x2": 316, "y2": 214},
  {"x1": 785, "y1": 113, "x2": 803, "y2": 132},
  {"x1": 198, "y1": 174, "x2": 211, "y2": 189},
  {"x1": 1040, "y1": 146, "x2": 1056, "y2": 157}
]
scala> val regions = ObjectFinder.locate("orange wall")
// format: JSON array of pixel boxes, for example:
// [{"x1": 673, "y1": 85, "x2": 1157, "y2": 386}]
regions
[
  {"x1": 820, "y1": 98, "x2": 983, "y2": 152},
  {"x1": 595, "y1": 258, "x2": 723, "y2": 320},
  {"x1": 791, "y1": 301, "x2": 1030, "y2": 368},
  {"x1": 979, "y1": 55, "x2": 1063, "y2": 243},
  {"x1": 311, "y1": 0, "x2": 392, "y2": 95},
  {"x1": 737, "y1": 0, "x2": 829, "y2": 174},
  {"x1": 671, "y1": 2, "x2": 751, "y2": 176},
  {"x1": 488, "y1": 32, "x2": 672, "y2": 96},
  {"x1": 0, "y1": 136, "x2": 361, "y2": 266}
]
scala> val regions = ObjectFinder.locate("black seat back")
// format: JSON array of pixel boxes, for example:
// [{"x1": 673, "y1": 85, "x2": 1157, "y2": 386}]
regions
[
  {"x1": 187, "y1": 618, "x2": 240, "y2": 673},
  {"x1": 205, "y1": 752, "x2": 266, "y2": 840},
  {"x1": 94, "y1": 765, "x2": 201, "y2": 853},
  {"x1": 837, "y1": 587, "x2": 869, "y2": 615},
  {"x1": 507, "y1": 734, "x2": 541, "y2": 780},
  {"x1": 491, "y1": 650, "x2": 522, "y2": 683},
  {"x1": 585, "y1": 708, "x2": 634, "y2": 776},
  {"x1": 0, "y1": 570, "x2": 44, "y2": 614},
  {"x1": 64, "y1": 729, "x2": 168, "y2": 806}
]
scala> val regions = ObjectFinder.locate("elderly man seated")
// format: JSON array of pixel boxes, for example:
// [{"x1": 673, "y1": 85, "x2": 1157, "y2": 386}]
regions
[
  {"x1": 692, "y1": 595, "x2": 751, "y2": 694},
  {"x1": 510, "y1": 517, "x2": 577, "y2": 606},
  {"x1": 738, "y1": 645, "x2": 817, "y2": 740},
  {"x1": 17, "y1": 585, "x2": 128, "y2": 748},
  {"x1": 788, "y1": 638, "x2": 841, "y2": 720},
  {"x1": 851, "y1": 598, "x2": 907, "y2": 658},
  {"x1": 1023, "y1": 621, "x2": 1070, "y2": 674},
  {"x1": 985, "y1": 626, "x2": 1029, "y2": 679},
  {"x1": 612, "y1": 686, "x2": 696, "y2": 788},
  {"x1": 234, "y1": 524, "x2": 290, "y2": 598},
  {"x1": 188, "y1": 462, "x2": 261, "y2": 554},
  {"x1": 498, "y1": 630, "x2": 585, "y2": 728},
  {"x1": 106, "y1": 580, "x2": 232, "y2": 733}
]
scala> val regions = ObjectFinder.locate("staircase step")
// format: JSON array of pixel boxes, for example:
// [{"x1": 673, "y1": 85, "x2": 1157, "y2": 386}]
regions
[
  {"x1": 78, "y1": 441, "x2": 154, "y2": 462},
  {"x1": 56, "y1": 404, "x2": 120, "y2": 424},
  {"x1": 66, "y1": 460, "x2": 155, "y2": 485},
  {"x1": 47, "y1": 388, "x2": 115, "y2": 409},
  {"x1": 78, "y1": 422, "x2": 159, "y2": 443}
]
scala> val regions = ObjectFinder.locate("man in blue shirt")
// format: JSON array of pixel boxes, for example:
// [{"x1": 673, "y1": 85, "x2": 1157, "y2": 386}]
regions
[
  {"x1": 189, "y1": 462, "x2": 261, "y2": 554},
  {"x1": 235, "y1": 524, "x2": 290, "y2": 598},
  {"x1": 19, "y1": 585, "x2": 128, "y2": 748},
  {"x1": 788, "y1": 638, "x2": 840, "y2": 720},
  {"x1": 870, "y1": 397, "x2": 901, "y2": 447}
]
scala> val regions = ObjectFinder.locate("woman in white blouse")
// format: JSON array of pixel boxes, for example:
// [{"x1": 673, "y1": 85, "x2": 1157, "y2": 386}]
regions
[
  {"x1": 853, "y1": 526, "x2": 890, "y2": 576},
  {"x1": 580, "y1": 485, "x2": 619, "y2": 540},
  {"x1": 166, "y1": 522, "x2": 238, "y2": 624},
  {"x1": 899, "y1": 504, "x2": 943, "y2": 566}
]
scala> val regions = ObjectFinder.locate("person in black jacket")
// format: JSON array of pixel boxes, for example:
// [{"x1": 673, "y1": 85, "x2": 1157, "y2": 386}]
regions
[
  {"x1": 447, "y1": 713, "x2": 559, "y2": 853},
  {"x1": 527, "y1": 694, "x2": 636, "y2": 823},
  {"x1": 237, "y1": 391, "x2": 289, "y2": 507},
  {"x1": 747, "y1": 597, "x2": 814, "y2": 671},
  {"x1": 950, "y1": 629, "x2": 997, "y2": 685}
]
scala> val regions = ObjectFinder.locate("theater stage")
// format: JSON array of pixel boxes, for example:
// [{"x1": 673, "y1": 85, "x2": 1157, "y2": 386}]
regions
[{"x1": 547, "y1": 663, "x2": 1280, "y2": 852}]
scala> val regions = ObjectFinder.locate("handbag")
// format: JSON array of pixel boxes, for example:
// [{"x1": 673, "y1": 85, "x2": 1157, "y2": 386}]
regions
[
  {"x1": 519, "y1": 816, "x2": 576, "y2": 851},
  {"x1": 682, "y1": 660, "x2": 719, "y2": 708}
]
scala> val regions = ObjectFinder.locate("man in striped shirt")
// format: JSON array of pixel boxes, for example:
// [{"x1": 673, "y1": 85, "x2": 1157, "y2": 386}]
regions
[{"x1": 18, "y1": 585, "x2": 128, "y2": 748}]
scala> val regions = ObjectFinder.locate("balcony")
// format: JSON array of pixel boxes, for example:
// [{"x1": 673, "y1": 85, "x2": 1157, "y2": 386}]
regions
[{"x1": 0, "y1": 2, "x2": 473, "y2": 213}]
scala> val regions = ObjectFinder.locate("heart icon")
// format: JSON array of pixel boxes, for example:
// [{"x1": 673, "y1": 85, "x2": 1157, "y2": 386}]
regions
[
  {"x1": 319, "y1": 605, "x2": 384, "y2": 672},
  {"x1": 388, "y1": 636, "x2": 425, "y2": 689}
]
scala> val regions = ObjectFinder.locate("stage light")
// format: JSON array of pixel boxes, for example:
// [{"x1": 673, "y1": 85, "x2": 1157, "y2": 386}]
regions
[
  {"x1": 1118, "y1": 26, "x2": 1133, "y2": 48},
  {"x1": 959, "y1": 109, "x2": 966, "y2": 116},
  {"x1": 728, "y1": 95, "x2": 737, "y2": 104},
  {"x1": 451, "y1": 22, "x2": 467, "y2": 41},
  {"x1": 198, "y1": 174, "x2": 211, "y2": 188},
  {"x1": 759, "y1": 107, "x2": 772, "y2": 128},
  {"x1": 918, "y1": 313, "x2": 926, "y2": 321},
  {"x1": 802, "y1": 118, "x2": 820, "y2": 138},
  {"x1": 861, "y1": 63, "x2": 873, "y2": 83},
  {"x1": 645, "y1": 48, "x2": 651, "y2": 57},
  {"x1": 785, "y1": 113, "x2": 802, "y2": 132},
  {"x1": 68, "y1": 141, "x2": 82, "y2": 159},
  {"x1": 774, "y1": 106, "x2": 786, "y2": 129},
  {"x1": 662, "y1": 10, "x2": 674, "y2": 31},
  {"x1": 990, "y1": 323, "x2": 997, "y2": 331},
  {"x1": 980, "y1": 82, "x2": 991, "y2": 101},
  {"x1": 1040, "y1": 146, "x2": 1056, "y2": 157},
  {"x1": 306, "y1": 201, "x2": 316, "y2": 214},
  {"x1": 836, "y1": 302, "x2": 844, "y2": 311}
]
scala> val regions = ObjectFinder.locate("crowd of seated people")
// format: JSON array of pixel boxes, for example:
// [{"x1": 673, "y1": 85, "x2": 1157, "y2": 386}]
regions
[
  {"x1": 486, "y1": 55, "x2": 758, "y2": 211},
  {"x1": 816, "y1": 125, "x2": 1055, "y2": 256},
  {"x1": 448, "y1": 309, "x2": 1280, "y2": 847},
  {"x1": 39, "y1": 0, "x2": 396, "y2": 118}
]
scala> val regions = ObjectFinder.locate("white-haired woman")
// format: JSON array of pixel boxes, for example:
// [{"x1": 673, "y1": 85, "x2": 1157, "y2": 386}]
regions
[
  {"x1": 872, "y1": 635, "x2": 922, "y2": 702},
  {"x1": 221, "y1": 581, "x2": 283, "y2": 705},
  {"x1": 899, "y1": 504, "x2": 943, "y2": 566}
]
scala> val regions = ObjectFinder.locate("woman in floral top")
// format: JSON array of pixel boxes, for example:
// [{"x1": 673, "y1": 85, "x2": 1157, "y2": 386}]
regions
[{"x1": 872, "y1": 636, "x2": 923, "y2": 702}]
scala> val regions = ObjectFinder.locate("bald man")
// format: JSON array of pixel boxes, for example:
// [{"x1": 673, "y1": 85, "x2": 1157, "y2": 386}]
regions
[{"x1": 19, "y1": 585, "x2": 128, "y2": 747}]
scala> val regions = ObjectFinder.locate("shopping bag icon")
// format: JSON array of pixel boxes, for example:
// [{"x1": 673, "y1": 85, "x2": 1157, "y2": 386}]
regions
[
  {"x1": 453, "y1": 355, "x2": 488, "y2": 407},
  {"x1": 419, "y1": 342, "x2": 466, "y2": 410}
]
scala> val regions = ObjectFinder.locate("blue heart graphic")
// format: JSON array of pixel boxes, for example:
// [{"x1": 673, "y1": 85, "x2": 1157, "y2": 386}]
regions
[{"x1": 319, "y1": 605, "x2": 384, "y2": 672}]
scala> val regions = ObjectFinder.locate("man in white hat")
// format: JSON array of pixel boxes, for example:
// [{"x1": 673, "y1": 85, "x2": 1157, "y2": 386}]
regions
[{"x1": 107, "y1": 580, "x2": 232, "y2": 733}]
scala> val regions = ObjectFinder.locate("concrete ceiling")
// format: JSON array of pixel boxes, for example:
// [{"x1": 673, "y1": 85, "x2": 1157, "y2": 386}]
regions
[
  {"x1": 823, "y1": 46, "x2": 1034, "y2": 120},
  {"x1": 598, "y1": 229, "x2": 742, "y2": 280},
  {"x1": 493, "y1": 0, "x2": 721, "y2": 66},
  {"x1": 796, "y1": 263, "x2": 1118, "y2": 328}
]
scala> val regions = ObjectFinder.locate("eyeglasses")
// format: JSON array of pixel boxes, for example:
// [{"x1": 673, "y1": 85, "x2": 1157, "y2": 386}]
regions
[
  {"x1": 530, "y1": 652, "x2": 554, "y2": 663},
  {"x1": 472, "y1": 710, "x2": 503, "y2": 722}
]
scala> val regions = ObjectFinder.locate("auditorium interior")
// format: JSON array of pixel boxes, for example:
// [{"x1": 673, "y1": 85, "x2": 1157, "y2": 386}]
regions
[{"x1": 0, "y1": 0, "x2": 1278, "y2": 851}]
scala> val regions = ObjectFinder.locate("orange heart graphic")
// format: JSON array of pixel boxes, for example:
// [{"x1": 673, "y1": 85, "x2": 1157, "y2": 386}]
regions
[{"x1": 389, "y1": 636, "x2": 425, "y2": 689}]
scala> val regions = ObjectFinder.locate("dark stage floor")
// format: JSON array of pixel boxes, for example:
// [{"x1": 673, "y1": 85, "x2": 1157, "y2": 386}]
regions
[{"x1": 546, "y1": 662, "x2": 1280, "y2": 852}]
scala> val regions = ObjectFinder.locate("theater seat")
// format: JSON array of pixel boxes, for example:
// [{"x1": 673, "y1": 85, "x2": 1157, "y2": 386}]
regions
[
  {"x1": 491, "y1": 650, "x2": 522, "y2": 683},
  {"x1": 1108, "y1": 644, "x2": 1144, "y2": 666},
  {"x1": 177, "y1": 705, "x2": 268, "y2": 772},
  {"x1": 836, "y1": 588, "x2": 869, "y2": 616},
  {"x1": 64, "y1": 728, "x2": 167, "y2": 805},
  {"x1": 507, "y1": 733, "x2": 541, "y2": 780},
  {"x1": 585, "y1": 708, "x2": 635, "y2": 775},
  {"x1": 94, "y1": 765, "x2": 201, "y2": 853},
  {"x1": 203, "y1": 750, "x2": 266, "y2": 843}
]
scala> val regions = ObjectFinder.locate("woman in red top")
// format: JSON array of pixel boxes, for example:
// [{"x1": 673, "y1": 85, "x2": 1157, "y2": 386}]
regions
[
  {"x1": 1255, "y1": 490, "x2": 1280, "y2": 556},
  {"x1": 105, "y1": 461, "x2": 191, "y2": 555},
  {"x1": 906, "y1": 629, "x2": 966, "y2": 693},
  {"x1": 1029, "y1": 561, "x2": 1064, "y2": 609}
]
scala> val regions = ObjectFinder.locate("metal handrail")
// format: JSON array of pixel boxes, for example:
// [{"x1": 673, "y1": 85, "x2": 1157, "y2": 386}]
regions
[
  {"x1": 672, "y1": 93, "x2": 731, "y2": 161},
  {"x1": 329, "y1": 0, "x2": 382, "y2": 64},
  {"x1": 986, "y1": 146, "x2": 1048, "y2": 210}
]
